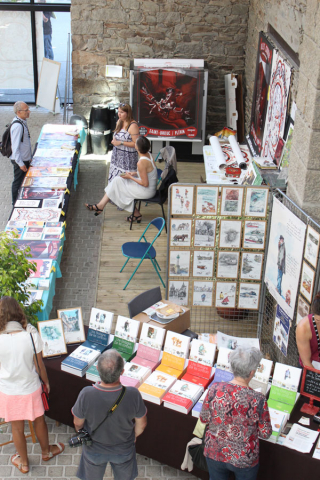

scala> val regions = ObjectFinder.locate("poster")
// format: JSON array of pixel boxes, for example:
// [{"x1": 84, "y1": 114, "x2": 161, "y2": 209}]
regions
[
  {"x1": 133, "y1": 67, "x2": 204, "y2": 140},
  {"x1": 273, "y1": 305, "x2": 292, "y2": 357},
  {"x1": 265, "y1": 197, "x2": 306, "y2": 319}
]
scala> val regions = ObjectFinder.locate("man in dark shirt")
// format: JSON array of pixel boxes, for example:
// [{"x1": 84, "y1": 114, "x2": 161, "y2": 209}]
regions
[
  {"x1": 72, "y1": 350, "x2": 147, "y2": 480},
  {"x1": 43, "y1": 9, "x2": 55, "y2": 60}
]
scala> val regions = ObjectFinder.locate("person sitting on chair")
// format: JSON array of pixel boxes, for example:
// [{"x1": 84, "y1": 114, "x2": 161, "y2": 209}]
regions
[{"x1": 85, "y1": 136, "x2": 157, "y2": 223}]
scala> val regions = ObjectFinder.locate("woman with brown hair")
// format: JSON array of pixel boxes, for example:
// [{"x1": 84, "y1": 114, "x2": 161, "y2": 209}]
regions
[
  {"x1": 0, "y1": 297, "x2": 64, "y2": 474},
  {"x1": 296, "y1": 292, "x2": 320, "y2": 369}
]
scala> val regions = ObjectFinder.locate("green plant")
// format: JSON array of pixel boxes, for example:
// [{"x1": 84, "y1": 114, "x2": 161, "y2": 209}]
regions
[{"x1": 0, "y1": 232, "x2": 43, "y2": 326}]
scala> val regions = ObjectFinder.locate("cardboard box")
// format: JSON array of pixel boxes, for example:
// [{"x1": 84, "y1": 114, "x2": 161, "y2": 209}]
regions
[{"x1": 134, "y1": 300, "x2": 190, "y2": 336}]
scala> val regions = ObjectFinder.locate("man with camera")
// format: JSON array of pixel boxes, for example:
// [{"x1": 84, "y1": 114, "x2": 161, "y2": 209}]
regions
[{"x1": 72, "y1": 349, "x2": 147, "y2": 480}]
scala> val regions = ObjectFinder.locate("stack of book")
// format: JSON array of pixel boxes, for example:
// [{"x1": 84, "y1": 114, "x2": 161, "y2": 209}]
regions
[
  {"x1": 139, "y1": 370, "x2": 177, "y2": 404},
  {"x1": 182, "y1": 339, "x2": 216, "y2": 388},
  {"x1": 267, "y1": 363, "x2": 301, "y2": 414},
  {"x1": 112, "y1": 316, "x2": 140, "y2": 361},
  {"x1": 61, "y1": 344, "x2": 102, "y2": 377},
  {"x1": 133, "y1": 323, "x2": 166, "y2": 371},
  {"x1": 156, "y1": 331, "x2": 191, "y2": 379},
  {"x1": 213, "y1": 347, "x2": 234, "y2": 383},
  {"x1": 163, "y1": 380, "x2": 204, "y2": 414},
  {"x1": 120, "y1": 362, "x2": 151, "y2": 388},
  {"x1": 266, "y1": 407, "x2": 290, "y2": 443},
  {"x1": 249, "y1": 357, "x2": 273, "y2": 394},
  {"x1": 192, "y1": 389, "x2": 208, "y2": 417}
]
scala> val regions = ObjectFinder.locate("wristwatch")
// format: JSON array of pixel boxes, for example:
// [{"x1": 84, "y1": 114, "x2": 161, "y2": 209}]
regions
[{"x1": 120, "y1": 141, "x2": 124, "y2": 145}]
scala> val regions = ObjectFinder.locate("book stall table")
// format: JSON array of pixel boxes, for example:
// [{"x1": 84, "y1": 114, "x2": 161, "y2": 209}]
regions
[
  {"x1": 36, "y1": 261, "x2": 62, "y2": 321},
  {"x1": 133, "y1": 300, "x2": 190, "y2": 336}
]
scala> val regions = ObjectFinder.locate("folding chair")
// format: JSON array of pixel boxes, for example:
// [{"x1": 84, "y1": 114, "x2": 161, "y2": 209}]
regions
[
  {"x1": 120, "y1": 217, "x2": 165, "y2": 290},
  {"x1": 0, "y1": 420, "x2": 36, "y2": 447},
  {"x1": 128, "y1": 286, "x2": 162, "y2": 318}
]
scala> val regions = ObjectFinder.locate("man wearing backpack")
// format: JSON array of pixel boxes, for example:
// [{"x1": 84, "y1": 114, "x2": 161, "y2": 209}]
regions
[{"x1": 10, "y1": 101, "x2": 32, "y2": 205}]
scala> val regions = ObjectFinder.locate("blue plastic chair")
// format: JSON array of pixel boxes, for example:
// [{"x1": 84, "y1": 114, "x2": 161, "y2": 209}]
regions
[{"x1": 120, "y1": 217, "x2": 166, "y2": 290}]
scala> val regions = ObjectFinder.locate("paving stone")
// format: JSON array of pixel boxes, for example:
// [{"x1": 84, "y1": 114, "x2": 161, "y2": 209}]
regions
[
  {"x1": 146, "y1": 465, "x2": 162, "y2": 476},
  {"x1": 163, "y1": 465, "x2": 179, "y2": 476},
  {"x1": 58, "y1": 454, "x2": 74, "y2": 465},
  {"x1": 0, "y1": 466, "x2": 12, "y2": 476},
  {"x1": 48, "y1": 465, "x2": 64, "y2": 476},
  {"x1": 0, "y1": 454, "x2": 10, "y2": 465},
  {"x1": 65, "y1": 465, "x2": 79, "y2": 476}
]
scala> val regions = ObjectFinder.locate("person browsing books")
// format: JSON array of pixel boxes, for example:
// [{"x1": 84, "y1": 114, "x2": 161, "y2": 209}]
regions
[
  {"x1": 200, "y1": 346, "x2": 272, "y2": 480},
  {"x1": 296, "y1": 292, "x2": 320, "y2": 369},
  {"x1": 72, "y1": 349, "x2": 147, "y2": 480},
  {"x1": 0, "y1": 297, "x2": 64, "y2": 475}
]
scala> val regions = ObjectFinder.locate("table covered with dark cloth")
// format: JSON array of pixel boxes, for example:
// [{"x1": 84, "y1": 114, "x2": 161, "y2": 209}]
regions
[{"x1": 44, "y1": 344, "x2": 320, "y2": 480}]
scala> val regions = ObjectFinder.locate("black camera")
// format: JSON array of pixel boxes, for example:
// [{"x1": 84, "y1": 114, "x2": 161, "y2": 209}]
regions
[{"x1": 69, "y1": 428, "x2": 92, "y2": 448}]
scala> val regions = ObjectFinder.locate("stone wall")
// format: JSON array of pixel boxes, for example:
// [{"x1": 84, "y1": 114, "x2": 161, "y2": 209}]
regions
[{"x1": 71, "y1": 0, "x2": 250, "y2": 133}]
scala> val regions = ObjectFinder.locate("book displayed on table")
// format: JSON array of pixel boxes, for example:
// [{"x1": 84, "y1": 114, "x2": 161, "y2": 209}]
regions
[
  {"x1": 264, "y1": 407, "x2": 289, "y2": 443},
  {"x1": 192, "y1": 389, "x2": 208, "y2": 417},
  {"x1": 16, "y1": 240, "x2": 61, "y2": 260},
  {"x1": 18, "y1": 188, "x2": 65, "y2": 202},
  {"x1": 212, "y1": 347, "x2": 234, "y2": 383},
  {"x1": 156, "y1": 331, "x2": 190, "y2": 379},
  {"x1": 163, "y1": 379, "x2": 204, "y2": 414},
  {"x1": 216, "y1": 331, "x2": 260, "y2": 350},
  {"x1": 22, "y1": 176, "x2": 68, "y2": 189},
  {"x1": 113, "y1": 316, "x2": 140, "y2": 362},
  {"x1": 86, "y1": 308, "x2": 114, "y2": 347},
  {"x1": 11, "y1": 208, "x2": 62, "y2": 223},
  {"x1": 283, "y1": 423, "x2": 319, "y2": 453},
  {"x1": 31, "y1": 157, "x2": 73, "y2": 169},
  {"x1": 182, "y1": 339, "x2": 216, "y2": 388},
  {"x1": 86, "y1": 360, "x2": 101, "y2": 382},
  {"x1": 61, "y1": 344, "x2": 102, "y2": 377},
  {"x1": 26, "y1": 167, "x2": 71, "y2": 178},
  {"x1": 249, "y1": 358, "x2": 273, "y2": 394},
  {"x1": 28, "y1": 259, "x2": 53, "y2": 279},
  {"x1": 134, "y1": 323, "x2": 166, "y2": 371},
  {"x1": 5, "y1": 225, "x2": 24, "y2": 238},
  {"x1": 120, "y1": 362, "x2": 151, "y2": 388},
  {"x1": 138, "y1": 370, "x2": 177, "y2": 404},
  {"x1": 267, "y1": 363, "x2": 302, "y2": 414}
]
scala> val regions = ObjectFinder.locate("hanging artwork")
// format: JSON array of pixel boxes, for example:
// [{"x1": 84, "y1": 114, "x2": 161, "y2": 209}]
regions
[
  {"x1": 272, "y1": 305, "x2": 291, "y2": 356},
  {"x1": 300, "y1": 261, "x2": 315, "y2": 303},
  {"x1": 217, "y1": 251, "x2": 240, "y2": 279},
  {"x1": 238, "y1": 283, "x2": 260, "y2": 310},
  {"x1": 192, "y1": 281, "x2": 213, "y2": 307},
  {"x1": 168, "y1": 280, "x2": 189, "y2": 306},
  {"x1": 193, "y1": 250, "x2": 214, "y2": 277},
  {"x1": 240, "y1": 253, "x2": 264, "y2": 281},
  {"x1": 170, "y1": 219, "x2": 192, "y2": 247},
  {"x1": 243, "y1": 220, "x2": 266, "y2": 250},
  {"x1": 215, "y1": 282, "x2": 236, "y2": 308},
  {"x1": 244, "y1": 187, "x2": 269, "y2": 217},
  {"x1": 196, "y1": 186, "x2": 218, "y2": 215},
  {"x1": 171, "y1": 186, "x2": 194, "y2": 215},
  {"x1": 219, "y1": 220, "x2": 242, "y2": 249},
  {"x1": 169, "y1": 251, "x2": 191, "y2": 277},
  {"x1": 296, "y1": 295, "x2": 310, "y2": 325},
  {"x1": 304, "y1": 225, "x2": 320, "y2": 269},
  {"x1": 194, "y1": 219, "x2": 216, "y2": 247},
  {"x1": 220, "y1": 187, "x2": 244, "y2": 216}
]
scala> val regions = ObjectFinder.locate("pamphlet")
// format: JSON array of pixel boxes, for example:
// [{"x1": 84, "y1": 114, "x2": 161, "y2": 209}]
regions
[{"x1": 283, "y1": 423, "x2": 319, "y2": 453}]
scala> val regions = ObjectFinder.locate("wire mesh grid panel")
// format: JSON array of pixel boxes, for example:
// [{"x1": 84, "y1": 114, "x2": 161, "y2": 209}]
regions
[
  {"x1": 166, "y1": 183, "x2": 270, "y2": 340},
  {"x1": 259, "y1": 189, "x2": 320, "y2": 367}
]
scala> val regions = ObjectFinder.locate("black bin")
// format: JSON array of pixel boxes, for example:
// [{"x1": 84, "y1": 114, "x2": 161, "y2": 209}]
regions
[
  {"x1": 69, "y1": 114, "x2": 88, "y2": 155},
  {"x1": 89, "y1": 105, "x2": 111, "y2": 155},
  {"x1": 107, "y1": 103, "x2": 119, "y2": 150}
]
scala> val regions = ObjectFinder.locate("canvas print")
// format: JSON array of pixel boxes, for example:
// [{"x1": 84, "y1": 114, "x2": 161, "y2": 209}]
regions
[
  {"x1": 296, "y1": 295, "x2": 310, "y2": 325},
  {"x1": 22, "y1": 176, "x2": 68, "y2": 189},
  {"x1": 304, "y1": 225, "x2": 320, "y2": 269},
  {"x1": 18, "y1": 188, "x2": 65, "y2": 202},
  {"x1": 168, "y1": 280, "x2": 189, "y2": 306},
  {"x1": 220, "y1": 187, "x2": 244, "y2": 216},
  {"x1": 240, "y1": 253, "x2": 264, "y2": 280},
  {"x1": 193, "y1": 250, "x2": 214, "y2": 277},
  {"x1": 171, "y1": 186, "x2": 194, "y2": 215},
  {"x1": 89, "y1": 308, "x2": 113, "y2": 333},
  {"x1": 115, "y1": 316, "x2": 140, "y2": 342},
  {"x1": 170, "y1": 219, "x2": 192, "y2": 247},
  {"x1": 265, "y1": 197, "x2": 306, "y2": 319},
  {"x1": 16, "y1": 240, "x2": 60, "y2": 260},
  {"x1": 192, "y1": 281, "x2": 213, "y2": 307},
  {"x1": 194, "y1": 220, "x2": 216, "y2": 247},
  {"x1": 243, "y1": 220, "x2": 266, "y2": 250},
  {"x1": 215, "y1": 282, "x2": 236, "y2": 308},
  {"x1": 219, "y1": 220, "x2": 242, "y2": 249},
  {"x1": 169, "y1": 250, "x2": 190, "y2": 277},
  {"x1": 15, "y1": 199, "x2": 40, "y2": 208},
  {"x1": 196, "y1": 186, "x2": 218, "y2": 215},
  {"x1": 11, "y1": 208, "x2": 61, "y2": 223},
  {"x1": 300, "y1": 261, "x2": 315, "y2": 303},
  {"x1": 38, "y1": 319, "x2": 67, "y2": 358},
  {"x1": 238, "y1": 283, "x2": 261, "y2": 310},
  {"x1": 217, "y1": 251, "x2": 239, "y2": 279},
  {"x1": 244, "y1": 187, "x2": 269, "y2": 217},
  {"x1": 57, "y1": 307, "x2": 85, "y2": 344}
]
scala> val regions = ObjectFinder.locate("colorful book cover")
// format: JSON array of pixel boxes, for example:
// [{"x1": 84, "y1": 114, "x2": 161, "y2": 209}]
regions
[
  {"x1": 5, "y1": 225, "x2": 24, "y2": 238},
  {"x1": 15, "y1": 199, "x2": 41, "y2": 208},
  {"x1": 156, "y1": 363, "x2": 184, "y2": 379},
  {"x1": 62, "y1": 345, "x2": 101, "y2": 371},
  {"x1": 114, "y1": 316, "x2": 140, "y2": 343},
  {"x1": 35, "y1": 148, "x2": 75, "y2": 158},
  {"x1": 192, "y1": 389, "x2": 208, "y2": 417},
  {"x1": 87, "y1": 308, "x2": 114, "y2": 346},
  {"x1": 16, "y1": 240, "x2": 61, "y2": 260},
  {"x1": 23, "y1": 227, "x2": 44, "y2": 240},
  {"x1": 163, "y1": 331, "x2": 191, "y2": 358},
  {"x1": 22, "y1": 176, "x2": 68, "y2": 189},
  {"x1": 31, "y1": 157, "x2": 73, "y2": 169},
  {"x1": 121, "y1": 362, "x2": 151, "y2": 383},
  {"x1": 216, "y1": 347, "x2": 233, "y2": 372},
  {"x1": 26, "y1": 167, "x2": 70, "y2": 178},
  {"x1": 213, "y1": 368, "x2": 234, "y2": 383},
  {"x1": 187, "y1": 339, "x2": 216, "y2": 379},
  {"x1": 139, "y1": 323, "x2": 166, "y2": 351},
  {"x1": 133, "y1": 356, "x2": 161, "y2": 372},
  {"x1": 182, "y1": 372, "x2": 212, "y2": 388},
  {"x1": 139, "y1": 371, "x2": 176, "y2": 402},
  {"x1": 271, "y1": 363, "x2": 301, "y2": 392},
  {"x1": 18, "y1": 188, "x2": 65, "y2": 201},
  {"x1": 28, "y1": 259, "x2": 53, "y2": 279}
]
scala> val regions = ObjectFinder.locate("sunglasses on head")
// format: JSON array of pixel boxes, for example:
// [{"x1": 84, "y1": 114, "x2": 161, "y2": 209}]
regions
[{"x1": 119, "y1": 103, "x2": 127, "y2": 107}]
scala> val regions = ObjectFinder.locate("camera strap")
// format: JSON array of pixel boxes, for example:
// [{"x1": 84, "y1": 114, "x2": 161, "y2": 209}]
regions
[{"x1": 91, "y1": 386, "x2": 126, "y2": 435}]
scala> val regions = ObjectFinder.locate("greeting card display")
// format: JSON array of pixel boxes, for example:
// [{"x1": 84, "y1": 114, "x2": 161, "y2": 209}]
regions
[
  {"x1": 219, "y1": 220, "x2": 242, "y2": 249},
  {"x1": 58, "y1": 307, "x2": 85, "y2": 344},
  {"x1": 240, "y1": 252, "x2": 263, "y2": 280},
  {"x1": 238, "y1": 282, "x2": 261, "y2": 310},
  {"x1": 215, "y1": 282, "x2": 236, "y2": 308},
  {"x1": 194, "y1": 220, "x2": 216, "y2": 247},
  {"x1": 171, "y1": 186, "x2": 194, "y2": 215},
  {"x1": 220, "y1": 187, "x2": 244, "y2": 216},
  {"x1": 170, "y1": 219, "x2": 192, "y2": 247},
  {"x1": 244, "y1": 187, "x2": 268, "y2": 217},
  {"x1": 243, "y1": 220, "x2": 266, "y2": 250},
  {"x1": 193, "y1": 250, "x2": 214, "y2": 277},
  {"x1": 304, "y1": 225, "x2": 320, "y2": 269},
  {"x1": 217, "y1": 251, "x2": 239, "y2": 279},
  {"x1": 169, "y1": 251, "x2": 191, "y2": 277},
  {"x1": 300, "y1": 261, "x2": 315, "y2": 303},
  {"x1": 38, "y1": 319, "x2": 67, "y2": 358},
  {"x1": 196, "y1": 186, "x2": 218, "y2": 215},
  {"x1": 192, "y1": 281, "x2": 213, "y2": 307}
]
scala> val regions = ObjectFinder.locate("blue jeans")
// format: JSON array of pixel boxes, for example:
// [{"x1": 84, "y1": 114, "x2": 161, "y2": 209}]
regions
[
  {"x1": 206, "y1": 457, "x2": 259, "y2": 480},
  {"x1": 277, "y1": 268, "x2": 283, "y2": 296},
  {"x1": 44, "y1": 34, "x2": 54, "y2": 60},
  {"x1": 77, "y1": 445, "x2": 137, "y2": 480}
]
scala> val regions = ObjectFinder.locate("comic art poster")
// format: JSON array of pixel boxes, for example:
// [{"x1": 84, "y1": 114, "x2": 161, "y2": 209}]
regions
[
  {"x1": 264, "y1": 197, "x2": 306, "y2": 319},
  {"x1": 247, "y1": 32, "x2": 274, "y2": 156},
  {"x1": 133, "y1": 67, "x2": 204, "y2": 140}
]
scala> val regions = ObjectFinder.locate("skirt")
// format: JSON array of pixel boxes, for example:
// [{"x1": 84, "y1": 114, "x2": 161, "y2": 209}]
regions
[{"x1": 0, "y1": 386, "x2": 44, "y2": 422}]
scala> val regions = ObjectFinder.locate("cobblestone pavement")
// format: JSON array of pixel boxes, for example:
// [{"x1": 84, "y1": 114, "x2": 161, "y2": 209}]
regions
[{"x1": 0, "y1": 107, "x2": 200, "y2": 480}]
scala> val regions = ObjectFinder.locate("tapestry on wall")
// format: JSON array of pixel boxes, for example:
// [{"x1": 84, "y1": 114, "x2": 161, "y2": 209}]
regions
[{"x1": 132, "y1": 67, "x2": 204, "y2": 141}]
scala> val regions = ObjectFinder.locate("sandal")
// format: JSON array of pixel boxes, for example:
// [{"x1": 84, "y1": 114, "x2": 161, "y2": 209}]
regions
[
  {"x1": 85, "y1": 203, "x2": 103, "y2": 216},
  {"x1": 42, "y1": 442, "x2": 65, "y2": 462},
  {"x1": 11, "y1": 454, "x2": 29, "y2": 474},
  {"x1": 126, "y1": 214, "x2": 142, "y2": 224}
]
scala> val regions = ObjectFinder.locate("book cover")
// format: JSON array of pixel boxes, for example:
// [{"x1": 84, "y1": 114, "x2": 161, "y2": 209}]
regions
[
  {"x1": 139, "y1": 371, "x2": 176, "y2": 404},
  {"x1": 163, "y1": 380, "x2": 203, "y2": 413},
  {"x1": 31, "y1": 157, "x2": 73, "y2": 169},
  {"x1": 164, "y1": 331, "x2": 191, "y2": 359},
  {"x1": 38, "y1": 279, "x2": 50, "y2": 290},
  {"x1": 87, "y1": 308, "x2": 114, "y2": 346},
  {"x1": 85, "y1": 361, "x2": 100, "y2": 382},
  {"x1": 271, "y1": 363, "x2": 302, "y2": 392},
  {"x1": 137, "y1": 344, "x2": 162, "y2": 364},
  {"x1": 161, "y1": 352, "x2": 186, "y2": 372},
  {"x1": 16, "y1": 240, "x2": 61, "y2": 260},
  {"x1": 115, "y1": 316, "x2": 140, "y2": 343},
  {"x1": 26, "y1": 167, "x2": 70, "y2": 178},
  {"x1": 23, "y1": 227, "x2": 44, "y2": 240},
  {"x1": 192, "y1": 389, "x2": 208, "y2": 417},
  {"x1": 18, "y1": 188, "x2": 65, "y2": 202},
  {"x1": 22, "y1": 176, "x2": 68, "y2": 189},
  {"x1": 156, "y1": 363, "x2": 184, "y2": 379},
  {"x1": 182, "y1": 372, "x2": 212, "y2": 388},
  {"x1": 61, "y1": 345, "x2": 101, "y2": 372},
  {"x1": 198, "y1": 333, "x2": 217, "y2": 344},
  {"x1": 139, "y1": 323, "x2": 166, "y2": 351},
  {"x1": 187, "y1": 339, "x2": 216, "y2": 379},
  {"x1": 121, "y1": 362, "x2": 151, "y2": 385},
  {"x1": 132, "y1": 355, "x2": 161, "y2": 372},
  {"x1": 213, "y1": 368, "x2": 234, "y2": 383},
  {"x1": 113, "y1": 336, "x2": 136, "y2": 356},
  {"x1": 5, "y1": 225, "x2": 24, "y2": 238},
  {"x1": 28, "y1": 259, "x2": 53, "y2": 279},
  {"x1": 249, "y1": 358, "x2": 273, "y2": 394},
  {"x1": 216, "y1": 347, "x2": 233, "y2": 372},
  {"x1": 268, "y1": 385, "x2": 297, "y2": 406},
  {"x1": 120, "y1": 376, "x2": 140, "y2": 388},
  {"x1": 217, "y1": 331, "x2": 260, "y2": 350}
]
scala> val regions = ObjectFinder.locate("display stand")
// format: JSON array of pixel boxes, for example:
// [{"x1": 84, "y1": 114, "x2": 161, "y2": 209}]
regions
[{"x1": 300, "y1": 366, "x2": 320, "y2": 415}]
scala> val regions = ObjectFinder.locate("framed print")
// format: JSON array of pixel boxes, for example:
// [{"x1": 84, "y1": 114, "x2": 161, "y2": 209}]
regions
[
  {"x1": 38, "y1": 319, "x2": 67, "y2": 358},
  {"x1": 193, "y1": 250, "x2": 214, "y2": 277},
  {"x1": 244, "y1": 187, "x2": 269, "y2": 217},
  {"x1": 11, "y1": 208, "x2": 61, "y2": 223},
  {"x1": 220, "y1": 187, "x2": 244, "y2": 216},
  {"x1": 196, "y1": 186, "x2": 218, "y2": 215},
  {"x1": 217, "y1": 251, "x2": 240, "y2": 279},
  {"x1": 296, "y1": 295, "x2": 310, "y2": 325},
  {"x1": 170, "y1": 219, "x2": 192, "y2": 247},
  {"x1": 57, "y1": 307, "x2": 85, "y2": 344},
  {"x1": 15, "y1": 199, "x2": 41, "y2": 208},
  {"x1": 169, "y1": 250, "x2": 191, "y2": 277},
  {"x1": 238, "y1": 283, "x2": 261, "y2": 310},
  {"x1": 243, "y1": 220, "x2": 266, "y2": 250},
  {"x1": 240, "y1": 253, "x2": 264, "y2": 281},
  {"x1": 193, "y1": 281, "x2": 213, "y2": 307},
  {"x1": 304, "y1": 225, "x2": 320, "y2": 269},
  {"x1": 219, "y1": 220, "x2": 242, "y2": 249},
  {"x1": 171, "y1": 186, "x2": 194, "y2": 215},
  {"x1": 300, "y1": 261, "x2": 315, "y2": 303},
  {"x1": 215, "y1": 282, "x2": 236, "y2": 308},
  {"x1": 194, "y1": 219, "x2": 216, "y2": 247},
  {"x1": 168, "y1": 280, "x2": 189, "y2": 306}
]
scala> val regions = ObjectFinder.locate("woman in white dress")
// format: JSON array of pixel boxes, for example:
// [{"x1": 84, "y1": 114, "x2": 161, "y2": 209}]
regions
[{"x1": 85, "y1": 136, "x2": 157, "y2": 222}]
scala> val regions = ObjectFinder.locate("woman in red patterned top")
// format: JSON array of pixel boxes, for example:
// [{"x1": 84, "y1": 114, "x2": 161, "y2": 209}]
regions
[{"x1": 200, "y1": 346, "x2": 272, "y2": 480}]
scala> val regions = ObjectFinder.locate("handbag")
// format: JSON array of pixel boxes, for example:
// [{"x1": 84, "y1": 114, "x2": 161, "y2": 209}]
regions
[
  {"x1": 188, "y1": 427, "x2": 208, "y2": 472},
  {"x1": 30, "y1": 333, "x2": 49, "y2": 411}
]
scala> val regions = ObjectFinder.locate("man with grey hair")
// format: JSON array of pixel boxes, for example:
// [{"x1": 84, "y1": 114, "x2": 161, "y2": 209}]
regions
[
  {"x1": 72, "y1": 349, "x2": 147, "y2": 480},
  {"x1": 10, "y1": 101, "x2": 32, "y2": 205}
]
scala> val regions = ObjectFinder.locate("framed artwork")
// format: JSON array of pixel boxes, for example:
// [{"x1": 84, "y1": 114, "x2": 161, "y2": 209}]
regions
[
  {"x1": 11, "y1": 208, "x2": 61, "y2": 223},
  {"x1": 38, "y1": 319, "x2": 67, "y2": 358},
  {"x1": 194, "y1": 219, "x2": 216, "y2": 247},
  {"x1": 192, "y1": 281, "x2": 214, "y2": 307},
  {"x1": 195, "y1": 186, "x2": 218, "y2": 215},
  {"x1": 15, "y1": 199, "x2": 41, "y2": 208},
  {"x1": 300, "y1": 261, "x2": 315, "y2": 303},
  {"x1": 193, "y1": 250, "x2": 214, "y2": 277},
  {"x1": 168, "y1": 280, "x2": 189, "y2": 306},
  {"x1": 244, "y1": 187, "x2": 269, "y2": 217},
  {"x1": 57, "y1": 307, "x2": 85, "y2": 344},
  {"x1": 217, "y1": 251, "x2": 240, "y2": 279},
  {"x1": 220, "y1": 187, "x2": 244, "y2": 216},
  {"x1": 219, "y1": 220, "x2": 242, "y2": 249},
  {"x1": 238, "y1": 283, "x2": 261, "y2": 310},
  {"x1": 170, "y1": 219, "x2": 192, "y2": 247},
  {"x1": 171, "y1": 186, "x2": 194, "y2": 215},
  {"x1": 215, "y1": 282, "x2": 236, "y2": 308},
  {"x1": 240, "y1": 253, "x2": 264, "y2": 281},
  {"x1": 304, "y1": 225, "x2": 320, "y2": 269},
  {"x1": 243, "y1": 220, "x2": 266, "y2": 250},
  {"x1": 296, "y1": 295, "x2": 310, "y2": 325},
  {"x1": 169, "y1": 250, "x2": 191, "y2": 277}
]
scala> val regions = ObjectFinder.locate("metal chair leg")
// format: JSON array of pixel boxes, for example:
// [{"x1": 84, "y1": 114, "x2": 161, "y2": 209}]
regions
[
  {"x1": 120, "y1": 257, "x2": 130, "y2": 272},
  {"x1": 123, "y1": 257, "x2": 145, "y2": 290},
  {"x1": 151, "y1": 259, "x2": 166, "y2": 288},
  {"x1": 161, "y1": 203, "x2": 167, "y2": 233},
  {"x1": 154, "y1": 258, "x2": 161, "y2": 271}
]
